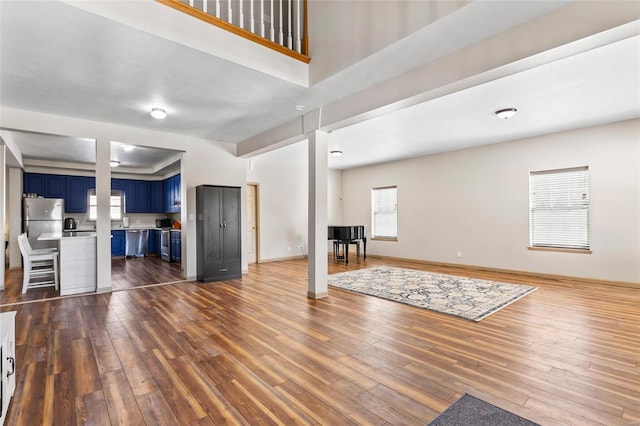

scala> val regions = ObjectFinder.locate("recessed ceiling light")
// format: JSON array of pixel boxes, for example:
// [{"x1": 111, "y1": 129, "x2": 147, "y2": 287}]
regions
[
  {"x1": 110, "y1": 160, "x2": 120, "y2": 167},
  {"x1": 150, "y1": 107, "x2": 167, "y2": 119},
  {"x1": 330, "y1": 150, "x2": 343, "y2": 157},
  {"x1": 294, "y1": 105, "x2": 306, "y2": 111},
  {"x1": 122, "y1": 144, "x2": 135, "y2": 152},
  {"x1": 495, "y1": 108, "x2": 518, "y2": 119}
]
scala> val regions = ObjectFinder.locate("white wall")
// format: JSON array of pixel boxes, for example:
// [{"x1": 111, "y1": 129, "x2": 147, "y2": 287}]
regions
[
  {"x1": 341, "y1": 119, "x2": 640, "y2": 284},
  {"x1": 248, "y1": 140, "x2": 309, "y2": 260},
  {"x1": 327, "y1": 169, "x2": 342, "y2": 225},
  {"x1": 307, "y1": 0, "x2": 467, "y2": 85}
]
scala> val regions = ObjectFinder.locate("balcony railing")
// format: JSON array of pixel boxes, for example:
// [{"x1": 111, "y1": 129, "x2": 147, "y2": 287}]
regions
[{"x1": 157, "y1": 0, "x2": 309, "y2": 62}]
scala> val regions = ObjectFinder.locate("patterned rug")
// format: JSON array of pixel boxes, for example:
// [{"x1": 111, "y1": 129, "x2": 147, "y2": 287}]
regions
[{"x1": 328, "y1": 266, "x2": 537, "y2": 321}]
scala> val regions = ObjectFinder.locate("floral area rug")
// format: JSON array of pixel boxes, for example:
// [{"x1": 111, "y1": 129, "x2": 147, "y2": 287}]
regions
[{"x1": 328, "y1": 266, "x2": 537, "y2": 321}]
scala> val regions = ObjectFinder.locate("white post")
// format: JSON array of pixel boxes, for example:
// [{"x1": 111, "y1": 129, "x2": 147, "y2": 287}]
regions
[
  {"x1": 228, "y1": 0, "x2": 232, "y2": 24},
  {"x1": 95, "y1": 138, "x2": 112, "y2": 293},
  {"x1": 307, "y1": 130, "x2": 329, "y2": 299},
  {"x1": 239, "y1": 0, "x2": 244, "y2": 29},
  {"x1": 216, "y1": 0, "x2": 220, "y2": 18},
  {"x1": 250, "y1": 0, "x2": 255, "y2": 33},
  {"x1": 203, "y1": 0, "x2": 207, "y2": 14},
  {"x1": 279, "y1": 0, "x2": 283, "y2": 45},
  {"x1": 260, "y1": 0, "x2": 265, "y2": 37},
  {"x1": 295, "y1": 0, "x2": 301, "y2": 52},
  {"x1": 189, "y1": 0, "x2": 194, "y2": 7},
  {"x1": 287, "y1": 0, "x2": 292, "y2": 49},
  {"x1": 270, "y1": 0, "x2": 275, "y2": 42}
]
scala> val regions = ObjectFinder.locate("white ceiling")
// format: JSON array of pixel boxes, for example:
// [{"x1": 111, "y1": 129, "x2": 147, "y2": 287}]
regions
[
  {"x1": 328, "y1": 35, "x2": 640, "y2": 169},
  {"x1": 0, "y1": 1, "x2": 638, "y2": 172}
]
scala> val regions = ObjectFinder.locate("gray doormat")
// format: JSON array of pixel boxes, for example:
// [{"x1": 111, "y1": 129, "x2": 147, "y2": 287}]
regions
[{"x1": 428, "y1": 394, "x2": 539, "y2": 426}]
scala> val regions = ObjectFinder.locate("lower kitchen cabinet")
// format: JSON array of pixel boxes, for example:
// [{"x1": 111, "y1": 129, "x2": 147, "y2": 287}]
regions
[
  {"x1": 148, "y1": 229, "x2": 157, "y2": 253},
  {"x1": 170, "y1": 231, "x2": 181, "y2": 263},
  {"x1": 196, "y1": 185, "x2": 241, "y2": 282},
  {"x1": 111, "y1": 230, "x2": 125, "y2": 256}
]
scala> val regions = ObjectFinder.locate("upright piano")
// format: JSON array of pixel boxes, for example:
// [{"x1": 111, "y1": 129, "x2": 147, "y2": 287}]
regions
[{"x1": 328, "y1": 225, "x2": 367, "y2": 264}]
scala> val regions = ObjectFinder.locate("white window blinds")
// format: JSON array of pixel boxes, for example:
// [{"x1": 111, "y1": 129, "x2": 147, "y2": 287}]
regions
[
  {"x1": 530, "y1": 166, "x2": 590, "y2": 250},
  {"x1": 89, "y1": 191, "x2": 123, "y2": 221},
  {"x1": 371, "y1": 186, "x2": 397, "y2": 239}
]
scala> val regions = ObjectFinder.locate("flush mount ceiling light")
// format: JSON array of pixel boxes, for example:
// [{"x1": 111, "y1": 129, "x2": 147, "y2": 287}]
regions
[
  {"x1": 294, "y1": 104, "x2": 306, "y2": 111},
  {"x1": 330, "y1": 150, "x2": 343, "y2": 157},
  {"x1": 495, "y1": 108, "x2": 518, "y2": 119},
  {"x1": 110, "y1": 160, "x2": 120, "y2": 167},
  {"x1": 150, "y1": 107, "x2": 167, "y2": 119},
  {"x1": 121, "y1": 143, "x2": 135, "y2": 152}
]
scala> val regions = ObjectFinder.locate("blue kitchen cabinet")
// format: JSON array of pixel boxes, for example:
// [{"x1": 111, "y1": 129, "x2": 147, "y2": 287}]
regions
[
  {"x1": 154, "y1": 229, "x2": 161, "y2": 255},
  {"x1": 24, "y1": 173, "x2": 45, "y2": 197},
  {"x1": 111, "y1": 178, "x2": 125, "y2": 191},
  {"x1": 23, "y1": 173, "x2": 66, "y2": 199},
  {"x1": 170, "y1": 231, "x2": 181, "y2": 262},
  {"x1": 150, "y1": 181, "x2": 164, "y2": 213},
  {"x1": 66, "y1": 176, "x2": 90, "y2": 213},
  {"x1": 111, "y1": 230, "x2": 125, "y2": 256},
  {"x1": 164, "y1": 174, "x2": 181, "y2": 213},
  {"x1": 135, "y1": 180, "x2": 150, "y2": 213},
  {"x1": 45, "y1": 174, "x2": 67, "y2": 199},
  {"x1": 148, "y1": 229, "x2": 157, "y2": 253},
  {"x1": 122, "y1": 180, "x2": 136, "y2": 213}
]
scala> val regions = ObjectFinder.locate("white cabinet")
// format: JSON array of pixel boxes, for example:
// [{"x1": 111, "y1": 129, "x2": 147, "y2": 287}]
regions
[{"x1": 0, "y1": 311, "x2": 16, "y2": 425}]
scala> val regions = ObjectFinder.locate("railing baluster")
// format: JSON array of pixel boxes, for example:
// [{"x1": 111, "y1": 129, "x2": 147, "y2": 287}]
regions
[
  {"x1": 162, "y1": 0, "x2": 307, "y2": 58},
  {"x1": 295, "y1": 0, "x2": 301, "y2": 52},
  {"x1": 260, "y1": 0, "x2": 265, "y2": 37},
  {"x1": 270, "y1": 0, "x2": 275, "y2": 41},
  {"x1": 287, "y1": 0, "x2": 292, "y2": 49},
  {"x1": 250, "y1": 0, "x2": 255, "y2": 33},
  {"x1": 278, "y1": 0, "x2": 283, "y2": 45}
]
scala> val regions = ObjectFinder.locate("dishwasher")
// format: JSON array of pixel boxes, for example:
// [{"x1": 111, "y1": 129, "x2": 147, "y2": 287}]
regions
[{"x1": 125, "y1": 229, "x2": 149, "y2": 258}]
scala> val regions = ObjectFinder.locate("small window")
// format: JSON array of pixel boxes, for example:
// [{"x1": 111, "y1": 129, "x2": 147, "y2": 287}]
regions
[
  {"x1": 371, "y1": 186, "x2": 397, "y2": 239},
  {"x1": 88, "y1": 190, "x2": 124, "y2": 221},
  {"x1": 530, "y1": 166, "x2": 590, "y2": 250}
]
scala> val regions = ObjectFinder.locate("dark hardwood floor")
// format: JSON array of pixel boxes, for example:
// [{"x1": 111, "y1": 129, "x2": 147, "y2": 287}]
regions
[
  {"x1": 1, "y1": 255, "x2": 184, "y2": 305},
  {"x1": 1, "y1": 256, "x2": 638, "y2": 425}
]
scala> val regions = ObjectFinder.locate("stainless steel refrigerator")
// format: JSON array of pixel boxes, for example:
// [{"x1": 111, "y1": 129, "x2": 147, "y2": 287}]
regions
[{"x1": 22, "y1": 198, "x2": 64, "y2": 250}]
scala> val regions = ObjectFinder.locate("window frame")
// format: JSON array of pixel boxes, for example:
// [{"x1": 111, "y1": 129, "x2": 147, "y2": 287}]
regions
[
  {"x1": 88, "y1": 190, "x2": 124, "y2": 222},
  {"x1": 529, "y1": 166, "x2": 591, "y2": 253},
  {"x1": 371, "y1": 185, "x2": 398, "y2": 241}
]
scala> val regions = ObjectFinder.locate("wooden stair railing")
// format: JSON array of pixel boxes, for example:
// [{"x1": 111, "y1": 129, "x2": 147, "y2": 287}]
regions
[{"x1": 156, "y1": 0, "x2": 309, "y2": 63}]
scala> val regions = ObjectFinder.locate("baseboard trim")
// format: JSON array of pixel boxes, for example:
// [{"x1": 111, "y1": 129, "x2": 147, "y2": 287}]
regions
[
  {"x1": 365, "y1": 254, "x2": 639, "y2": 289},
  {"x1": 259, "y1": 255, "x2": 307, "y2": 263},
  {"x1": 307, "y1": 290, "x2": 328, "y2": 299}
]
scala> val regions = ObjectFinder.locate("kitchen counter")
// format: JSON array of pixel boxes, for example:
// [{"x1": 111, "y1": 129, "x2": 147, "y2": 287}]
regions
[
  {"x1": 39, "y1": 232, "x2": 97, "y2": 240},
  {"x1": 38, "y1": 233, "x2": 96, "y2": 296}
]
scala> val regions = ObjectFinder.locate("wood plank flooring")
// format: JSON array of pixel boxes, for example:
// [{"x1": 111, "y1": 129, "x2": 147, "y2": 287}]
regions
[
  {"x1": 1, "y1": 256, "x2": 638, "y2": 425},
  {"x1": 1, "y1": 256, "x2": 184, "y2": 305}
]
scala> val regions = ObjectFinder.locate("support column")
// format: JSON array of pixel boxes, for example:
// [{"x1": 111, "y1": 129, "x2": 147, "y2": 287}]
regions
[
  {"x1": 95, "y1": 138, "x2": 112, "y2": 293},
  {"x1": 307, "y1": 130, "x2": 328, "y2": 299}
]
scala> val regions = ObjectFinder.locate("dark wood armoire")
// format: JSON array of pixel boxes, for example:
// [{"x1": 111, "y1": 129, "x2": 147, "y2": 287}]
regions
[{"x1": 196, "y1": 185, "x2": 241, "y2": 282}]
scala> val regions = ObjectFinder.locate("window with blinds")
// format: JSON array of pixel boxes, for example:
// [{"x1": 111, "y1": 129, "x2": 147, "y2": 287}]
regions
[
  {"x1": 529, "y1": 166, "x2": 590, "y2": 250},
  {"x1": 371, "y1": 186, "x2": 397, "y2": 239},
  {"x1": 88, "y1": 190, "x2": 124, "y2": 221}
]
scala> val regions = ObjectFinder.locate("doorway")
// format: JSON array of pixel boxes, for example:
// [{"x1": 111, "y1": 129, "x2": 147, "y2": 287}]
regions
[{"x1": 247, "y1": 183, "x2": 259, "y2": 264}]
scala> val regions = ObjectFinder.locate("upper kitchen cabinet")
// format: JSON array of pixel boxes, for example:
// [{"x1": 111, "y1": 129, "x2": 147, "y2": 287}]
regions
[
  {"x1": 164, "y1": 174, "x2": 181, "y2": 213},
  {"x1": 66, "y1": 176, "x2": 90, "y2": 213},
  {"x1": 150, "y1": 181, "x2": 164, "y2": 213},
  {"x1": 24, "y1": 173, "x2": 67, "y2": 200}
]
